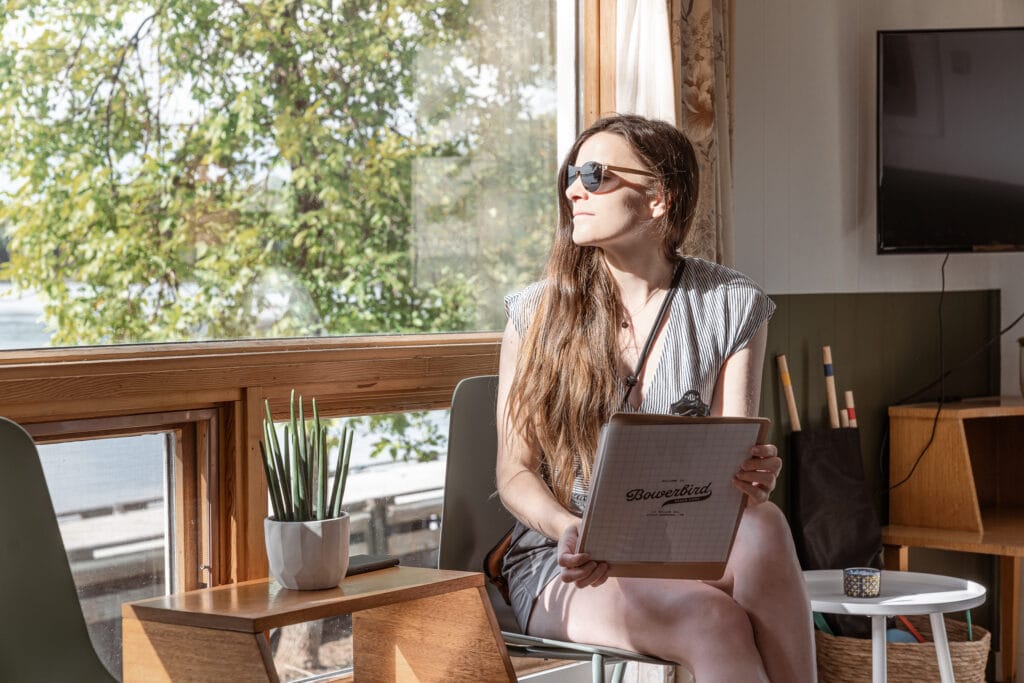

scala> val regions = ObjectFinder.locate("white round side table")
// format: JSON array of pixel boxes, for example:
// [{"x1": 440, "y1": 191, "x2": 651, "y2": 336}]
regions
[{"x1": 803, "y1": 569, "x2": 987, "y2": 683}]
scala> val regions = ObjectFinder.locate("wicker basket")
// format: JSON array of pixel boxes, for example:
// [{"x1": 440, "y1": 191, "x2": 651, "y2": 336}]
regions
[{"x1": 816, "y1": 615, "x2": 990, "y2": 683}]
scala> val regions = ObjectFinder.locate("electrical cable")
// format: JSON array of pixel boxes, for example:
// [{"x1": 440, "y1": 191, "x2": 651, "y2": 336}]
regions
[
  {"x1": 893, "y1": 307, "x2": 1024, "y2": 407},
  {"x1": 886, "y1": 253, "x2": 950, "y2": 492},
  {"x1": 882, "y1": 254, "x2": 1024, "y2": 494}
]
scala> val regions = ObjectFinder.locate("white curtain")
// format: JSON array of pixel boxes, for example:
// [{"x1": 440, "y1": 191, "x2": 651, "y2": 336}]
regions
[
  {"x1": 615, "y1": 0, "x2": 734, "y2": 265},
  {"x1": 616, "y1": 0, "x2": 677, "y2": 125}
]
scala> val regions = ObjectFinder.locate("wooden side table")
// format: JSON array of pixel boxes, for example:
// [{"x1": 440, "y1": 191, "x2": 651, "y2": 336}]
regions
[
  {"x1": 805, "y1": 570, "x2": 987, "y2": 683},
  {"x1": 884, "y1": 397, "x2": 1024, "y2": 682},
  {"x1": 122, "y1": 566, "x2": 515, "y2": 682}
]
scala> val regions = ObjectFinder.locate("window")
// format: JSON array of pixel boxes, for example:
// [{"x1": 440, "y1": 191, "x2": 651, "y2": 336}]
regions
[
  {"x1": 40, "y1": 434, "x2": 169, "y2": 676},
  {"x1": 26, "y1": 405, "x2": 219, "y2": 678},
  {"x1": 0, "y1": 0, "x2": 564, "y2": 348},
  {"x1": 0, "y1": 1, "x2": 576, "y2": 675},
  {"x1": 267, "y1": 408, "x2": 448, "y2": 680}
]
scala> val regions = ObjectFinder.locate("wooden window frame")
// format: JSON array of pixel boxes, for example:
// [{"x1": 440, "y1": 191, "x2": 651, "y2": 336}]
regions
[
  {"x1": 0, "y1": 0, "x2": 613, "y2": 585},
  {"x1": 583, "y1": 0, "x2": 616, "y2": 125},
  {"x1": 0, "y1": 334, "x2": 501, "y2": 582},
  {"x1": 26, "y1": 409, "x2": 219, "y2": 592}
]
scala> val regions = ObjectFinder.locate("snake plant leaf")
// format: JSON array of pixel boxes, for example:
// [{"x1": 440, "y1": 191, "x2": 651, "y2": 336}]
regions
[
  {"x1": 330, "y1": 426, "x2": 353, "y2": 518},
  {"x1": 258, "y1": 441, "x2": 284, "y2": 520},
  {"x1": 289, "y1": 390, "x2": 300, "y2": 517},
  {"x1": 260, "y1": 392, "x2": 355, "y2": 522},
  {"x1": 260, "y1": 422, "x2": 283, "y2": 519},
  {"x1": 265, "y1": 416, "x2": 293, "y2": 520},
  {"x1": 265, "y1": 400, "x2": 291, "y2": 500},
  {"x1": 318, "y1": 423, "x2": 328, "y2": 520}
]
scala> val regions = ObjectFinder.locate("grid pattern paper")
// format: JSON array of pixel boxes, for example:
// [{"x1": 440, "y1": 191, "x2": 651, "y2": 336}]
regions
[{"x1": 579, "y1": 417, "x2": 764, "y2": 564}]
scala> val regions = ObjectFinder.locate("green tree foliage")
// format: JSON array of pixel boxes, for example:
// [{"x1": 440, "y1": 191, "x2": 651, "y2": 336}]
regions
[
  {"x1": 0, "y1": 0, "x2": 555, "y2": 344},
  {"x1": 0, "y1": 0, "x2": 557, "y2": 461}
]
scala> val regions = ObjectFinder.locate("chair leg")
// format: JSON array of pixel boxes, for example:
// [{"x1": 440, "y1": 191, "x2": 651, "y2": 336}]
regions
[
  {"x1": 610, "y1": 661, "x2": 627, "y2": 683},
  {"x1": 591, "y1": 653, "x2": 605, "y2": 683}
]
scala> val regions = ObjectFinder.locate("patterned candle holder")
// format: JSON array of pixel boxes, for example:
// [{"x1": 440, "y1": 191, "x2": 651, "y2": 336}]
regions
[{"x1": 843, "y1": 567, "x2": 881, "y2": 598}]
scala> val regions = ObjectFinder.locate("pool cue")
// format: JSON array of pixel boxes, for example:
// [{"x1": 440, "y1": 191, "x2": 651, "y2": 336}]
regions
[
  {"x1": 840, "y1": 407, "x2": 850, "y2": 428},
  {"x1": 845, "y1": 390, "x2": 858, "y2": 428},
  {"x1": 823, "y1": 346, "x2": 841, "y2": 428},
  {"x1": 776, "y1": 354, "x2": 801, "y2": 432}
]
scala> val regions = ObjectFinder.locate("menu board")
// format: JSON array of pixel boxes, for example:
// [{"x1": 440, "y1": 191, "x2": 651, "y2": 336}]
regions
[{"x1": 578, "y1": 413, "x2": 770, "y2": 579}]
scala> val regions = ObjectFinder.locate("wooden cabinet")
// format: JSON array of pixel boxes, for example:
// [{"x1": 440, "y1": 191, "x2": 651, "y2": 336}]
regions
[{"x1": 883, "y1": 397, "x2": 1024, "y2": 682}]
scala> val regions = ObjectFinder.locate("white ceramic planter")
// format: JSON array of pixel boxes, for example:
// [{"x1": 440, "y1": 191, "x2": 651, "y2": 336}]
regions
[{"x1": 265, "y1": 513, "x2": 350, "y2": 590}]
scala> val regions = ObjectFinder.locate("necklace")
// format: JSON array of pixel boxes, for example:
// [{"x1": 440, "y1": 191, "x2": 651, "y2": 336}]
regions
[
  {"x1": 620, "y1": 283, "x2": 667, "y2": 329},
  {"x1": 621, "y1": 261, "x2": 685, "y2": 406}
]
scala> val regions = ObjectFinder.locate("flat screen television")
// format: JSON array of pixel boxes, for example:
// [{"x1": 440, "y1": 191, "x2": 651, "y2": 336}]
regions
[{"x1": 877, "y1": 27, "x2": 1024, "y2": 253}]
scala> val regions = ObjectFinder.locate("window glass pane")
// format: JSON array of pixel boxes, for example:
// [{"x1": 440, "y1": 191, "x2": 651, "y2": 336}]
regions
[
  {"x1": 39, "y1": 433, "x2": 171, "y2": 678},
  {"x1": 0, "y1": 0, "x2": 559, "y2": 349},
  {"x1": 0, "y1": 282, "x2": 49, "y2": 349},
  {"x1": 272, "y1": 617, "x2": 353, "y2": 682},
  {"x1": 268, "y1": 408, "x2": 446, "y2": 679}
]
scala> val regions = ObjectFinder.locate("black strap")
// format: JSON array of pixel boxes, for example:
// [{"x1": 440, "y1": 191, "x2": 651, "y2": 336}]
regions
[{"x1": 622, "y1": 260, "x2": 685, "y2": 406}]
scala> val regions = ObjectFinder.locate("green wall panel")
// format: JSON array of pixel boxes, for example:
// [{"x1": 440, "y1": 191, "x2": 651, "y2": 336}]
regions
[
  {"x1": 762, "y1": 289, "x2": 1000, "y2": 517},
  {"x1": 760, "y1": 289, "x2": 1001, "y2": 651}
]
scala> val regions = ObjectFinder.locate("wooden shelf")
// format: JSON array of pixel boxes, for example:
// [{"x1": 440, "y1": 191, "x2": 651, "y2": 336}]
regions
[
  {"x1": 884, "y1": 507, "x2": 1024, "y2": 557},
  {"x1": 887, "y1": 397, "x2": 1024, "y2": 683},
  {"x1": 889, "y1": 397, "x2": 1024, "y2": 534},
  {"x1": 889, "y1": 396, "x2": 1024, "y2": 419}
]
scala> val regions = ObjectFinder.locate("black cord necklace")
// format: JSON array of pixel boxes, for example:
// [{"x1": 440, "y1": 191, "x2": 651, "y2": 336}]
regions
[{"x1": 622, "y1": 260, "x2": 685, "y2": 407}]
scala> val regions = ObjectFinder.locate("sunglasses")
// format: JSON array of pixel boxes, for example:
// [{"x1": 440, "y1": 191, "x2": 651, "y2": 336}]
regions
[{"x1": 566, "y1": 161, "x2": 656, "y2": 192}]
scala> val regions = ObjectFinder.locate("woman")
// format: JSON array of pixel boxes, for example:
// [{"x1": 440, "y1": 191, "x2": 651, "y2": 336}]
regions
[{"x1": 495, "y1": 114, "x2": 815, "y2": 682}]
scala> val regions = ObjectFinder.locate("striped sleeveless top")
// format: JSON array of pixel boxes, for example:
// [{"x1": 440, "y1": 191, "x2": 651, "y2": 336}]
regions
[{"x1": 504, "y1": 256, "x2": 776, "y2": 513}]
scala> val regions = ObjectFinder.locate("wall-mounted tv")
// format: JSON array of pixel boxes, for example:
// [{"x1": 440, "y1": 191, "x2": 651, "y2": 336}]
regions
[{"x1": 877, "y1": 27, "x2": 1024, "y2": 253}]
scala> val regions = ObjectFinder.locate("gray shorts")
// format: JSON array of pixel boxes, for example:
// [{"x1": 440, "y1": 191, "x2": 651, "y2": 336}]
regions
[{"x1": 502, "y1": 521, "x2": 560, "y2": 631}]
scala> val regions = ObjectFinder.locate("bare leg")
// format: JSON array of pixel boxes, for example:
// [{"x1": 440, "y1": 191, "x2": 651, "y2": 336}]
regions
[
  {"x1": 528, "y1": 575, "x2": 769, "y2": 682},
  {"x1": 527, "y1": 502, "x2": 814, "y2": 683},
  {"x1": 719, "y1": 503, "x2": 816, "y2": 682}
]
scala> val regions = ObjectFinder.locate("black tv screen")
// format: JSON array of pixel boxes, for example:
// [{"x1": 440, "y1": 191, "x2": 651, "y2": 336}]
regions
[{"x1": 877, "y1": 28, "x2": 1024, "y2": 253}]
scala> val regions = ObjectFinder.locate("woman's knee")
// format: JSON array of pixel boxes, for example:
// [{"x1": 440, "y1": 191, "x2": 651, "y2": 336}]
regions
[
  {"x1": 735, "y1": 503, "x2": 799, "y2": 563},
  {"x1": 741, "y1": 502, "x2": 791, "y2": 543},
  {"x1": 730, "y1": 503, "x2": 804, "y2": 586},
  {"x1": 660, "y1": 589, "x2": 755, "y2": 643}
]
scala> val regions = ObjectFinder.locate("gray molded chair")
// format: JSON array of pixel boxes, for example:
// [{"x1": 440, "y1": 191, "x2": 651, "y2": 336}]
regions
[
  {"x1": 0, "y1": 417, "x2": 116, "y2": 682},
  {"x1": 439, "y1": 376, "x2": 677, "y2": 683}
]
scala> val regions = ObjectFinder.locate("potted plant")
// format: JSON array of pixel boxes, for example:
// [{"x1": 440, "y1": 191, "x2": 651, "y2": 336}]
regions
[{"x1": 259, "y1": 390, "x2": 354, "y2": 589}]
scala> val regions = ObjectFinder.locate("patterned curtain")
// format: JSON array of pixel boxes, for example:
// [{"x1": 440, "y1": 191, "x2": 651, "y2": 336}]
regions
[{"x1": 671, "y1": 0, "x2": 734, "y2": 265}]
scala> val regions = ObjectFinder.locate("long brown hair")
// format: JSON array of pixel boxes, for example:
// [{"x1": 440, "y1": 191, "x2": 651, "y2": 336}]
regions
[{"x1": 507, "y1": 114, "x2": 700, "y2": 507}]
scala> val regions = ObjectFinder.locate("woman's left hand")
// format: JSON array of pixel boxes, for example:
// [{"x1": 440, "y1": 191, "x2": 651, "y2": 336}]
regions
[{"x1": 732, "y1": 443, "x2": 781, "y2": 505}]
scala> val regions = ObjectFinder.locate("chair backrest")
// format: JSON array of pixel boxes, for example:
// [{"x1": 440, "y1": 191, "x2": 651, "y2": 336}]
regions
[
  {"x1": 0, "y1": 417, "x2": 115, "y2": 681},
  {"x1": 438, "y1": 375, "x2": 519, "y2": 631}
]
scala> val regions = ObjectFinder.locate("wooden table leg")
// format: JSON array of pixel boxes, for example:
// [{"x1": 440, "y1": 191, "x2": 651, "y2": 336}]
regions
[
  {"x1": 930, "y1": 612, "x2": 955, "y2": 683},
  {"x1": 1000, "y1": 556, "x2": 1020, "y2": 683},
  {"x1": 122, "y1": 613, "x2": 276, "y2": 682},
  {"x1": 353, "y1": 584, "x2": 515, "y2": 682},
  {"x1": 884, "y1": 544, "x2": 909, "y2": 572}
]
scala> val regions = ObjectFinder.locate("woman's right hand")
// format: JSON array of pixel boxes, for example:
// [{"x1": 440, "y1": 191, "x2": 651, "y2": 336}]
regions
[{"x1": 557, "y1": 522, "x2": 610, "y2": 588}]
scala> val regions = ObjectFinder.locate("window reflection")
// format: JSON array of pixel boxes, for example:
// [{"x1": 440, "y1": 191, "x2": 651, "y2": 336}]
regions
[{"x1": 40, "y1": 433, "x2": 171, "y2": 678}]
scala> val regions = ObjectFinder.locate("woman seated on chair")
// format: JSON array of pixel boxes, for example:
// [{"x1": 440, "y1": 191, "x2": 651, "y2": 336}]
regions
[{"x1": 495, "y1": 113, "x2": 815, "y2": 682}]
